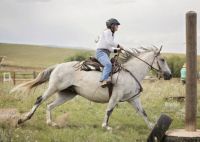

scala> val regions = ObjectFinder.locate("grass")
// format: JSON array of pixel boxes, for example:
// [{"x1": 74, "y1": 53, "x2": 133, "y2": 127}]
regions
[{"x1": 0, "y1": 79, "x2": 200, "y2": 142}]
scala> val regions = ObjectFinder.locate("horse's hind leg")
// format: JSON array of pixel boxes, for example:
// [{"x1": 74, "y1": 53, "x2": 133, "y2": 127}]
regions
[
  {"x1": 18, "y1": 86, "x2": 57, "y2": 124},
  {"x1": 128, "y1": 97, "x2": 154, "y2": 129},
  {"x1": 46, "y1": 89, "x2": 76, "y2": 127}
]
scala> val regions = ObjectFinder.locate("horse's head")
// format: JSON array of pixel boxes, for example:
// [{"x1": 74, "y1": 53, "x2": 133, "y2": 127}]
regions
[
  {"x1": 121, "y1": 46, "x2": 172, "y2": 80},
  {"x1": 151, "y1": 46, "x2": 172, "y2": 80}
]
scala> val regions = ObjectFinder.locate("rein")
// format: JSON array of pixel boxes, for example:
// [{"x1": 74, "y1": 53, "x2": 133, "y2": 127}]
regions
[
  {"x1": 122, "y1": 68, "x2": 143, "y2": 92},
  {"x1": 126, "y1": 50, "x2": 161, "y2": 72}
]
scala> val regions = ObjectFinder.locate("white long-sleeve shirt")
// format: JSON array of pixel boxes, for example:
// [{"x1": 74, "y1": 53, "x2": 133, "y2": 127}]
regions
[{"x1": 96, "y1": 29, "x2": 119, "y2": 52}]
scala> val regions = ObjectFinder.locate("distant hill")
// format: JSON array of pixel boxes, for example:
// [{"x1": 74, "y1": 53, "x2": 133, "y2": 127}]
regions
[
  {"x1": 0, "y1": 43, "x2": 93, "y2": 68},
  {"x1": 1, "y1": 43, "x2": 200, "y2": 71}
]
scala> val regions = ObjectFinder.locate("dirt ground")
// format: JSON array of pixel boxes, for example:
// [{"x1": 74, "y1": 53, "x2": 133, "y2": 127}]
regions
[{"x1": 0, "y1": 108, "x2": 20, "y2": 127}]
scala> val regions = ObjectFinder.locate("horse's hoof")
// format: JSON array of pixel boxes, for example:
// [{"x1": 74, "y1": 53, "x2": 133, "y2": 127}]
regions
[
  {"x1": 102, "y1": 123, "x2": 107, "y2": 128},
  {"x1": 17, "y1": 119, "x2": 23, "y2": 124},
  {"x1": 148, "y1": 122, "x2": 155, "y2": 130},
  {"x1": 102, "y1": 123, "x2": 112, "y2": 131},
  {"x1": 47, "y1": 121, "x2": 59, "y2": 127},
  {"x1": 106, "y1": 126, "x2": 112, "y2": 131},
  {"x1": 51, "y1": 122, "x2": 58, "y2": 127}
]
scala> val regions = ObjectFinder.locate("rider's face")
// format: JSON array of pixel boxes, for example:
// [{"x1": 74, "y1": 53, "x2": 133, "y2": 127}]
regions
[{"x1": 114, "y1": 25, "x2": 118, "y2": 31}]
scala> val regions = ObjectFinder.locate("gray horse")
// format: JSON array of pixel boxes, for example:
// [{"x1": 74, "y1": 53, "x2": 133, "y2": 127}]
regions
[{"x1": 11, "y1": 46, "x2": 172, "y2": 130}]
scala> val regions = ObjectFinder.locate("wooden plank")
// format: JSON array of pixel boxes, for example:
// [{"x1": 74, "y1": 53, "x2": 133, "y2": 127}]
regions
[
  {"x1": 164, "y1": 129, "x2": 200, "y2": 142},
  {"x1": 14, "y1": 79, "x2": 32, "y2": 81},
  {"x1": 164, "y1": 96, "x2": 185, "y2": 102}
]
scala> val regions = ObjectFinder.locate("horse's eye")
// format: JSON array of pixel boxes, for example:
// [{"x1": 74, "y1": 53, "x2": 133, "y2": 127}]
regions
[{"x1": 160, "y1": 58, "x2": 165, "y2": 62}]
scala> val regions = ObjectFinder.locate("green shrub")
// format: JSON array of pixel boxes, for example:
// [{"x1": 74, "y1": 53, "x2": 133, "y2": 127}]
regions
[
  {"x1": 165, "y1": 55, "x2": 185, "y2": 77},
  {"x1": 64, "y1": 52, "x2": 93, "y2": 62}
]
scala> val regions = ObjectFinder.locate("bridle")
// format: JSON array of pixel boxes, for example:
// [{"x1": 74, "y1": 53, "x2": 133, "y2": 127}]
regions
[
  {"x1": 149, "y1": 52, "x2": 162, "y2": 72},
  {"x1": 122, "y1": 48, "x2": 162, "y2": 73}
]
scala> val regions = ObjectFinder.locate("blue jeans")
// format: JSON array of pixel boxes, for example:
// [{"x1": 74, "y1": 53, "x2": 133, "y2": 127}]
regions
[{"x1": 96, "y1": 49, "x2": 112, "y2": 81}]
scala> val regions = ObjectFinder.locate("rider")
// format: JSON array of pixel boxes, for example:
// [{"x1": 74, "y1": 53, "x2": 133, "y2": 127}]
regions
[{"x1": 96, "y1": 18, "x2": 123, "y2": 87}]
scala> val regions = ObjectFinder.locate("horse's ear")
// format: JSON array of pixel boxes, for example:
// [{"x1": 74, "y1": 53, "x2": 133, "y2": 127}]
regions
[{"x1": 157, "y1": 45, "x2": 163, "y2": 55}]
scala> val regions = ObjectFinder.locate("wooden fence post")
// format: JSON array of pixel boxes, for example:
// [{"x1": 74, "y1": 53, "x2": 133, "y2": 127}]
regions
[
  {"x1": 13, "y1": 72, "x2": 16, "y2": 85},
  {"x1": 33, "y1": 71, "x2": 36, "y2": 79},
  {"x1": 185, "y1": 11, "x2": 197, "y2": 131}
]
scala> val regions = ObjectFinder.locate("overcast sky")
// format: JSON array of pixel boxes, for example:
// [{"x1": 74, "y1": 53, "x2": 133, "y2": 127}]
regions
[{"x1": 0, "y1": 0, "x2": 199, "y2": 53}]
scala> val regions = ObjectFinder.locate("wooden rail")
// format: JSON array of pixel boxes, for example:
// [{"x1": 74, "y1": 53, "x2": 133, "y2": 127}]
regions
[{"x1": 0, "y1": 64, "x2": 44, "y2": 72}]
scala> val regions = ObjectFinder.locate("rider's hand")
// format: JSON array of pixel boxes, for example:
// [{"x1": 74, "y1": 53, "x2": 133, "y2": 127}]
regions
[
  {"x1": 114, "y1": 44, "x2": 124, "y2": 53},
  {"x1": 114, "y1": 48, "x2": 121, "y2": 53},
  {"x1": 117, "y1": 44, "x2": 124, "y2": 51},
  {"x1": 114, "y1": 48, "x2": 122, "y2": 53},
  {"x1": 117, "y1": 48, "x2": 122, "y2": 52}
]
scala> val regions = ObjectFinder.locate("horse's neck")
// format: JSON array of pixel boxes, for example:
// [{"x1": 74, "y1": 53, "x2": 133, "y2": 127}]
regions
[{"x1": 124, "y1": 52, "x2": 154, "y2": 81}]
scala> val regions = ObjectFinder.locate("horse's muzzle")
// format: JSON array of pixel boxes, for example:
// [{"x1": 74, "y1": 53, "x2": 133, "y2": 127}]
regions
[{"x1": 163, "y1": 72, "x2": 172, "y2": 80}]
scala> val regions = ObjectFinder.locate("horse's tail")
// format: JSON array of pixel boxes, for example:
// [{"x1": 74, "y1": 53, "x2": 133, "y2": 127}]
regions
[{"x1": 10, "y1": 64, "x2": 57, "y2": 94}]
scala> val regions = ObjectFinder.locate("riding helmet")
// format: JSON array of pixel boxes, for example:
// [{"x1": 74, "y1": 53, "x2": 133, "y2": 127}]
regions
[{"x1": 106, "y1": 18, "x2": 120, "y2": 29}]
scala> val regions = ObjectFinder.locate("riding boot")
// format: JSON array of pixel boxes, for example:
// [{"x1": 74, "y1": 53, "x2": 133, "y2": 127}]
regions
[{"x1": 100, "y1": 77, "x2": 111, "y2": 88}]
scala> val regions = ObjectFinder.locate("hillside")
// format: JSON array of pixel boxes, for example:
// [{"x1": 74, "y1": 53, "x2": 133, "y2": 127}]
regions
[
  {"x1": 1, "y1": 43, "x2": 200, "y2": 70},
  {"x1": 0, "y1": 43, "x2": 93, "y2": 68}
]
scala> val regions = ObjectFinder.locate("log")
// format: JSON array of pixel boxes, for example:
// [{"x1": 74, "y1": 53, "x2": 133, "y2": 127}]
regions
[{"x1": 147, "y1": 114, "x2": 173, "y2": 142}]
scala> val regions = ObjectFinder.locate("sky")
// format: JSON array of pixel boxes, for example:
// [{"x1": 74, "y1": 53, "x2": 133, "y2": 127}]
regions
[{"x1": 0, "y1": 0, "x2": 199, "y2": 53}]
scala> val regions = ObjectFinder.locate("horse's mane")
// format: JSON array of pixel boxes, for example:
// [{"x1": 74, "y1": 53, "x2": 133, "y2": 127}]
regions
[{"x1": 119, "y1": 46, "x2": 159, "y2": 63}]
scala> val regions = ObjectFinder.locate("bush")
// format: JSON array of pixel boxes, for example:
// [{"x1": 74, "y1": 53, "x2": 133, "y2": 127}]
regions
[
  {"x1": 64, "y1": 51, "x2": 93, "y2": 62},
  {"x1": 165, "y1": 55, "x2": 185, "y2": 77}
]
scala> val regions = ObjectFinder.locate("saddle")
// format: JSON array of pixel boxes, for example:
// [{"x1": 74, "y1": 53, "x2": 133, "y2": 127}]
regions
[{"x1": 79, "y1": 56, "x2": 122, "y2": 74}]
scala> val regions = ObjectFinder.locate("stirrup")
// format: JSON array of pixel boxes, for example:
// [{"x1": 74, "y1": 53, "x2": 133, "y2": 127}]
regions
[{"x1": 101, "y1": 80, "x2": 112, "y2": 88}]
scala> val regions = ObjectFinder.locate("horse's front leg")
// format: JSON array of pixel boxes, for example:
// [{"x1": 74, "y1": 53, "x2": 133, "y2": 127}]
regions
[
  {"x1": 128, "y1": 96, "x2": 154, "y2": 129},
  {"x1": 102, "y1": 91, "x2": 121, "y2": 130}
]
